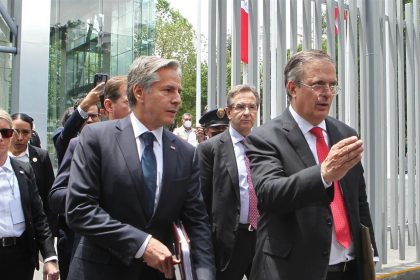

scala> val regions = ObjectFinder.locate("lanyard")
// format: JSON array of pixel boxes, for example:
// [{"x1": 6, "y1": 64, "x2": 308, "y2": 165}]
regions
[{"x1": 1, "y1": 167, "x2": 16, "y2": 198}]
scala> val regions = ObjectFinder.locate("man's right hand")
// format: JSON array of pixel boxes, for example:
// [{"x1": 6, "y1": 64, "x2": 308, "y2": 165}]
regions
[
  {"x1": 321, "y1": 136, "x2": 363, "y2": 184},
  {"x1": 142, "y1": 237, "x2": 180, "y2": 279},
  {"x1": 79, "y1": 82, "x2": 104, "y2": 111}
]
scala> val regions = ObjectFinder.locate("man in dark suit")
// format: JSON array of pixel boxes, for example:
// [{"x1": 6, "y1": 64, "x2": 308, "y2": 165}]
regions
[
  {"x1": 49, "y1": 76, "x2": 129, "y2": 280},
  {"x1": 0, "y1": 109, "x2": 59, "y2": 280},
  {"x1": 197, "y1": 85, "x2": 260, "y2": 279},
  {"x1": 246, "y1": 49, "x2": 378, "y2": 280},
  {"x1": 65, "y1": 56, "x2": 215, "y2": 280},
  {"x1": 53, "y1": 83, "x2": 102, "y2": 166}
]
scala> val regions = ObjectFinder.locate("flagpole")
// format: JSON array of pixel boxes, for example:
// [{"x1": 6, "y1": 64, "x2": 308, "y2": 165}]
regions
[{"x1": 195, "y1": 0, "x2": 202, "y2": 126}]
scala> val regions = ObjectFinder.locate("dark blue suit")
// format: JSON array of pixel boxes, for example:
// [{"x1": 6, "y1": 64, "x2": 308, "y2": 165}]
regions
[{"x1": 65, "y1": 116, "x2": 215, "y2": 280}]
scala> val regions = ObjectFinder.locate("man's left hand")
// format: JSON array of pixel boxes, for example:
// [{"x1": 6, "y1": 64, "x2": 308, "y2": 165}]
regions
[{"x1": 43, "y1": 260, "x2": 60, "y2": 280}]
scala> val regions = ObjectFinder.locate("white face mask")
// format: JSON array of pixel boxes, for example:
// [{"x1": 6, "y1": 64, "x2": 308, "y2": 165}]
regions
[{"x1": 184, "y1": 120, "x2": 192, "y2": 128}]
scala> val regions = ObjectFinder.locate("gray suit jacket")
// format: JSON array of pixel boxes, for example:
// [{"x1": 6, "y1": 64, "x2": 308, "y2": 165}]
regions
[
  {"x1": 246, "y1": 109, "x2": 378, "y2": 280},
  {"x1": 65, "y1": 116, "x2": 215, "y2": 280},
  {"x1": 196, "y1": 129, "x2": 241, "y2": 271}
]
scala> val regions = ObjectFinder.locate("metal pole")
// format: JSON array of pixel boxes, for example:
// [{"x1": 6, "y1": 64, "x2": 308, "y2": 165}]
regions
[
  {"x1": 195, "y1": 0, "x2": 202, "y2": 124},
  {"x1": 208, "y1": 0, "x2": 217, "y2": 109}
]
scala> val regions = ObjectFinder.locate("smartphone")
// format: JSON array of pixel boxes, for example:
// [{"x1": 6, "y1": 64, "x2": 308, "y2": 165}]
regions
[{"x1": 94, "y1": 73, "x2": 109, "y2": 107}]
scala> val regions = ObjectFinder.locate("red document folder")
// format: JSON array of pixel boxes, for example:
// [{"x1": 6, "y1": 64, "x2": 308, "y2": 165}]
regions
[{"x1": 172, "y1": 221, "x2": 195, "y2": 280}]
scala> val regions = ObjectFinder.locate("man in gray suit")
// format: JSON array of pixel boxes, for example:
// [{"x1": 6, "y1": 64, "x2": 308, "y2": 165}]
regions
[
  {"x1": 197, "y1": 85, "x2": 259, "y2": 280},
  {"x1": 65, "y1": 56, "x2": 215, "y2": 280},
  {"x1": 246, "y1": 49, "x2": 378, "y2": 280}
]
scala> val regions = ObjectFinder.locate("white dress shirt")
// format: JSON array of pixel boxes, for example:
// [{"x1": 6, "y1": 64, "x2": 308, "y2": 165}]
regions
[
  {"x1": 289, "y1": 106, "x2": 355, "y2": 265},
  {"x1": 229, "y1": 126, "x2": 250, "y2": 224},
  {"x1": 130, "y1": 113, "x2": 163, "y2": 258},
  {"x1": 0, "y1": 156, "x2": 26, "y2": 237}
]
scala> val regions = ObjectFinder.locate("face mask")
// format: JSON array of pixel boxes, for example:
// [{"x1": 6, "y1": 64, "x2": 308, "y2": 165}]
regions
[{"x1": 184, "y1": 120, "x2": 192, "y2": 128}]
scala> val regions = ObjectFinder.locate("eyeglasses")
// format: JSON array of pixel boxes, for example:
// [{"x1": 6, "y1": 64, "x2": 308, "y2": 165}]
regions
[
  {"x1": 14, "y1": 128, "x2": 31, "y2": 136},
  {"x1": 0, "y1": 128, "x2": 15, "y2": 138},
  {"x1": 231, "y1": 103, "x2": 259, "y2": 112},
  {"x1": 87, "y1": 113, "x2": 100, "y2": 119},
  {"x1": 298, "y1": 82, "x2": 341, "y2": 95}
]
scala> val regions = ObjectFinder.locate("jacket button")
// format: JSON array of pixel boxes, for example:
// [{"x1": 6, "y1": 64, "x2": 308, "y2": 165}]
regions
[
  {"x1": 326, "y1": 218, "x2": 332, "y2": 226},
  {"x1": 323, "y1": 251, "x2": 329, "y2": 257}
]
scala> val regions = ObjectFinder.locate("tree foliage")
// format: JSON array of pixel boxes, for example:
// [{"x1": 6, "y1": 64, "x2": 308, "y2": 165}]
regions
[{"x1": 155, "y1": 0, "x2": 202, "y2": 126}]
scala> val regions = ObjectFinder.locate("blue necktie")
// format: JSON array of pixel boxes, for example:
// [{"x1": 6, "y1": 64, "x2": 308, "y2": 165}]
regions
[{"x1": 140, "y1": 132, "x2": 157, "y2": 220}]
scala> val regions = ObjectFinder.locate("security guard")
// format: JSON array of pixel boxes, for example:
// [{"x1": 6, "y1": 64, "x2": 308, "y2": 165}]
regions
[{"x1": 198, "y1": 108, "x2": 229, "y2": 141}]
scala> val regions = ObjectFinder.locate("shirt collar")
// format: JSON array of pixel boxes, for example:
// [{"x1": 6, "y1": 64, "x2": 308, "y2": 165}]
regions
[
  {"x1": 0, "y1": 156, "x2": 13, "y2": 173},
  {"x1": 229, "y1": 126, "x2": 245, "y2": 144},
  {"x1": 130, "y1": 112, "x2": 163, "y2": 146},
  {"x1": 8, "y1": 145, "x2": 29, "y2": 159},
  {"x1": 288, "y1": 105, "x2": 327, "y2": 134}
]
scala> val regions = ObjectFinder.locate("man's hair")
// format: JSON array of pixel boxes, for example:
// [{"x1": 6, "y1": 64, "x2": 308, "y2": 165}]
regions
[
  {"x1": 0, "y1": 109, "x2": 12, "y2": 127},
  {"x1": 182, "y1": 113, "x2": 192, "y2": 119},
  {"x1": 11, "y1": 113, "x2": 34, "y2": 129},
  {"x1": 127, "y1": 56, "x2": 181, "y2": 107},
  {"x1": 284, "y1": 49, "x2": 335, "y2": 100},
  {"x1": 104, "y1": 76, "x2": 127, "y2": 103},
  {"x1": 226, "y1": 84, "x2": 260, "y2": 108},
  {"x1": 61, "y1": 106, "x2": 75, "y2": 126}
]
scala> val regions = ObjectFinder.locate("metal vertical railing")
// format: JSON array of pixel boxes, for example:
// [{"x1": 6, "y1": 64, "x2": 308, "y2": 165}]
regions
[{"x1": 206, "y1": 0, "x2": 420, "y2": 269}]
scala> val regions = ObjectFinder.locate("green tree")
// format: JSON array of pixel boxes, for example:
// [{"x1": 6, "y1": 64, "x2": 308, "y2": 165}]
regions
[{"x1": 155, "y1": 0, "x2": 199, "y2": 126}]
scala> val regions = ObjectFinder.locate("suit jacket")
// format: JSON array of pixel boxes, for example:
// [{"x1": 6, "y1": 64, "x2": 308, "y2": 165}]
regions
[
  {"x1": 65, "y1": 116, "x2": 215, "y2": 280},
  {"x1": 49, "y1": 137, "x2": 78, "y2": 216},
  {"x1": 196, "y1": 129, "x2": 242, "y2": 271},
  {"x1": 245, "y1": 109, "x2": 378, "y2": 280},
  {"x1": 10, "y1": 158, "x2": 57, "y2": 269},
  {"x1": 53, "y1": 109, "x2": 85, "y2": 166},
  {"x1": 28, "y1": 144, "x2": 57, "y2": 235}
]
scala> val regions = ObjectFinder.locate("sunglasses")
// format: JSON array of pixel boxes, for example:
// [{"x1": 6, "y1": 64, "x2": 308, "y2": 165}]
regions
[{"x1": 0, "y1": 128, "x2": 15, "y2": 138}]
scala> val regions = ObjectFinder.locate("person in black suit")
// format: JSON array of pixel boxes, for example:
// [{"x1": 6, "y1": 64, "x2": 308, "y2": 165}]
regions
[
  {"x1": 245, "y1": 49, "x2": 378, "y2": 280},
  {"x1": 0, "y1": 109, "x2": 59, "y2": 280},
  {"x1": 65, "y1": 56, "x2": 215, "y2": 280},
  {"x1": 53, "y1": 83, "x2": 102, "y2": 166},
  {"x1": 197, "y1": 85, "x2": 260, "y2": 279},
  {"x1": 9, "y1": 113, "x2": 57, "y2": 235},
  {"x1": 49, "y1": 76, "x2": 129, "y2": 280}
]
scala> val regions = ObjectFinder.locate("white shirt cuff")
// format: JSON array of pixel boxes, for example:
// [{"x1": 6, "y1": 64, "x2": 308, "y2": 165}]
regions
[
  {"x1": 135, "y1": 235, "x2": 152, "y2": 259},
  {"x1": 44, "y1": 256, "x2": 58, "y2": 263},
  {"x1": 77, "y1": 105, "x2": 88, "y2": 119},
  {"x1": 320, "y1": 171, "x2": 332, "y2": 189}
]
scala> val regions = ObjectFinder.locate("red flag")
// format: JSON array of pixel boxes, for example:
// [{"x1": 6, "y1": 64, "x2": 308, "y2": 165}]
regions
[
  {"x1": 334, "y1": 6, "x2": 347, "y2": 35},
  {"x1": 241, "y1": 0, "x2": 249, "y2": 64}
]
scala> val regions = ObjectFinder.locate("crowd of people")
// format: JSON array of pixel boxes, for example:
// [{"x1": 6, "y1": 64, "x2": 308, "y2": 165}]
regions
[{"x1": 0, "y1": 49, "x2": 377, "y2": 280}]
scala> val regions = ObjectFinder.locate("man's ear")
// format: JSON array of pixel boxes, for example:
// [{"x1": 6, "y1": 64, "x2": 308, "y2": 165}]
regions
[
  {"x1": 287, "y1": 81, "x2": 297, "y2": 99},
  {"x1": 104, "y1": 98, "x2": 113, "y2": 113},
  {"x1": 225, "y1": 106, "x2": 233, "y2": 120},
  {"x1": 133, "y1": 84, "x2": 144, "y2": 103}
]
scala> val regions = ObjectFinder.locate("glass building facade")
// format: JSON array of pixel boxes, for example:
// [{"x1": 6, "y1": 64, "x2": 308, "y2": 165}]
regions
[
  {"x1": 0, "y1": 0, "x2": 155, "y2": 167},
  {"x1": 0, "y1": 0, "x2": 13, "y2": 111},
  {"x1": 49, "y1": 0, "x2": 155, "y2": 136}
]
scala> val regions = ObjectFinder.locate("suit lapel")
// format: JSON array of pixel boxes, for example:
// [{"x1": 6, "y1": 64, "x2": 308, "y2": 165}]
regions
[
  {"x1": 152, "y1": 130, "x2": 177, "y2": 219},
  {"x1": 282, "y1": 110, "x2": 317, "y2": 167},
  {"x1": 220, "y1": 130, "x2": 240, "y2": 202},
  {"x1": 115, "y1": 117, "x2": 147, "y2": 222}
]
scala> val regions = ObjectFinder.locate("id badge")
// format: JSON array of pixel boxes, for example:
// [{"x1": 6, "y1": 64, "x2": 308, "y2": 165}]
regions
[{"x1": 9, "y1": 198, "x2": 25, "y2": 224}]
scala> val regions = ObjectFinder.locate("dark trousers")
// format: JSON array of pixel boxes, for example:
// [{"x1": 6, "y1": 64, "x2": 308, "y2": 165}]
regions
[
  {"x1": 57, "y1": 228, "x2": 74, "y2": 280},
  {"x1": 326, "y1": 261, "x2": 357, "y2": 280},
  {"x1": 216, "y1": 227, "x2": 256, "y2": 280},
  {"x1": 0, "y1": 238, "x2": 34, "y2": 280}
]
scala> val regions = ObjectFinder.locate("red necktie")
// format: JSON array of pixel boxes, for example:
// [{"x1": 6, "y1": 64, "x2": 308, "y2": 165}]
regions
[
  {"x1": 241, "y1": 141, "x2": 260, "y2": 230},
  {"x1": 310, "y1": 127, "x2": 352, "y2": 249}
]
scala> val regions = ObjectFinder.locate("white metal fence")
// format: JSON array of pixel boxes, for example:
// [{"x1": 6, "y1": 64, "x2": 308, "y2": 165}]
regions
[{"x1": 206, "y1": 0, "x2": 420, "y2": 268}]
